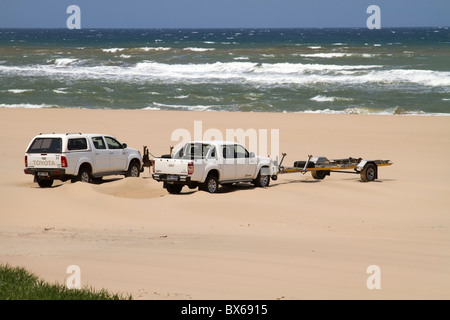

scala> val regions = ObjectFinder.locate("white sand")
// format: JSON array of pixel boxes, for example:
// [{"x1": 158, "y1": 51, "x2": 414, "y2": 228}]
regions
[{"x1": 0, "y1": 108, "x2": 449, "y2": 299}]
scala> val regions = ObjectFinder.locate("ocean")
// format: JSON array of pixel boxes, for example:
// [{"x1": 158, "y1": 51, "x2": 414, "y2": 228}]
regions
[{"x1": 0, "y1": 28, "x2": 449, "y2": 115}]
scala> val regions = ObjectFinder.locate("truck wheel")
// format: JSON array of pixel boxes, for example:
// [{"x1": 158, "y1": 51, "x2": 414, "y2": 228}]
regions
[
  {"x1": 361, "y1": 163, "x2": 377, "y2": 182},
  {"x1": 78, "y1": 167, "x2": 92, "y2": 183},
  {"x1": 37, "y1": 179, "x2": 53, "y2": 188},
  {"x1": 166, "y1": 184, "x2": 183, "y2": 194},
  {"x1": 202, "y1": 174, "x2": 219, "y2": 193},
  {"x1": 253, "y1": 169, "x2": 270, "y2": 187},
  {"x1": 125, "y1": 160, "x2": 140, "y2": 178},
  {"x1": 312, "y1": 170, "x2": 328, "y2": 180}
]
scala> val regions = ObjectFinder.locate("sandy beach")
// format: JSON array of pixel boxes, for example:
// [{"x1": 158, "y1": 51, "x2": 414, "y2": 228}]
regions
[{"x1": 0, "y1": 107, "x2": 449, "y2": 300}]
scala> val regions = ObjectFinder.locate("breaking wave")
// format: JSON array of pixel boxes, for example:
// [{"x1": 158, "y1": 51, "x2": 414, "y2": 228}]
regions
[{"x1": 1, "y1": 61, "x2": 448, "y2": 87}]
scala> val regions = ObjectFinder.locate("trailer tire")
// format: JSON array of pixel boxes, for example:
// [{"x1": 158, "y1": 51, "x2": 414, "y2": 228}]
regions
[
  {"x1": 166, "y1": 184, "x2": 183, "y2": 194},
  {"x1": 312, "y1": 170, "x2": 328, "y2": 180},
  {"x1": 361, "y1": 163, "x2": 377, "y2": 182}
]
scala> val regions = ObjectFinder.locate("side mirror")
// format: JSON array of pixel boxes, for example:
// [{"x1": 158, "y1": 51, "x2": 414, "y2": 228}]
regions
[
  {"x1": 122, "y1": 143, "x2": 127, "y2": 149},
  {"x1": 249, "y1": 152, "x2": 255, "y2": 158}
]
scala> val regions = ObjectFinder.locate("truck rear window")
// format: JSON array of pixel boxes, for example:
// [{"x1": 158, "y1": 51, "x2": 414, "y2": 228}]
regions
[
  {"x1": 175, "y1": 143, "x2": 215, "y2": 159},
  {"x1": 27, "y1": 138, "x2": 62, "y2": 153}
]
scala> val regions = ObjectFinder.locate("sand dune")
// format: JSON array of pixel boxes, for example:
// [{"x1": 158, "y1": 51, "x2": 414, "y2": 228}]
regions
[{"x1": 0, "y1": 108, "x2": 449, "y2": 299}]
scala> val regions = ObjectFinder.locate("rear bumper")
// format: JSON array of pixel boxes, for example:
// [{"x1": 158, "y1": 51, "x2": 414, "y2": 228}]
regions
[
  {"x1": 152, "y1": 174, "x2": 191, "y2": 184},
  {"x1": 24, "y1": 168, "x2": 66, "y2": 179}
]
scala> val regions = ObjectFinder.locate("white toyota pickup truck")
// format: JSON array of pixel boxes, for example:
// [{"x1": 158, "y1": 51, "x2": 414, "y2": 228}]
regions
[
  {"x1": 24, "y1": 133, "x2": 143, "y2": 188},
  {"x1": 152, "y1": 141, "x2": 278, "y2": 194}
]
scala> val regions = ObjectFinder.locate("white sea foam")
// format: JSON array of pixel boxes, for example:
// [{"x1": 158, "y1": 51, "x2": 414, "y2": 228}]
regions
[
  {"x1": 0, "y1": 103, "x2": 55, "y2": 109},
  {"x1": 300, "y1": 53, "x2": 377, "y2": 58},
  {"x1": 140, "y1": 47, "x2": 171, "y2": 51},
  {"x1": 152, "y1": 102, "x2": 212, "y2": 111},
  {"x1": 53, "y1": 58, "x2": 78, "y2": 66},
  {"x1": 308, "y1": 46, "x2": 322, "y2": 49},
  {"x1": 53, "y1": 88, "x2": 68, "y2": 94},
  {"x1": 183, "y1": 47, "x2": 216, "y2": 52},
  {"x1": 102, "y1": 48, "x2": 125, "y2": 53},
  {"x1": 303, "y1": 107, "x2": 450, "y2": 116},
  {"x1": 1, "y1": 61, "x2": 449, "y2": 88},
  {"x1": 310, "y1": 95, "x2": 335, "y2": 102},
  {"x1": 310, "y1": 95, "x2": 354, "y2": 102},
  {"x1": 7, "y1": 89, "x2": 34, "y2": 94}
]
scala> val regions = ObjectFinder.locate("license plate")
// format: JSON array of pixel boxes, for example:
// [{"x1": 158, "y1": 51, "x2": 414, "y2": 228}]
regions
[
  {"x1": 38, "y1": 172, "x2": 49, "y2": 177},
  {"x1": 167, "y1": 175, "x2": 178, "y2": 181}
]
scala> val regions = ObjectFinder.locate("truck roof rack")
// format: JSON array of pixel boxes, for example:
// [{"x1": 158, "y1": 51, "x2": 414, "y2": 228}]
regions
[{"x1": 65, "y1": 133, "x2": 82, "y2": 135}]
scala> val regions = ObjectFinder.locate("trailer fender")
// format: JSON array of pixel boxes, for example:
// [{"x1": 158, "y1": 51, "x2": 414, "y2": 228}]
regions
[{"x1": 358, "y1": 161, "x2": 378, "y2": 181}]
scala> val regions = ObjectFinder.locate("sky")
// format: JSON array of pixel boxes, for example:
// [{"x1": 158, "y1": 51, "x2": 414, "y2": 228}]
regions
[{"x1": 1, "y1": 0, "x2": 449, "y2": 29}]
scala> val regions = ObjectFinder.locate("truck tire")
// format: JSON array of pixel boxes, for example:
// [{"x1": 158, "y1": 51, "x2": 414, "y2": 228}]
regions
[
  {"x1": 311, "y1": 170, "x2": 328, "y2": 180},
  {"x1": 37, "y1": 178, "x2": 53, "y2": 188},
  {"x1": 360, "y1": 163, "x2": 377, "y2": 182},
  {"x1": 77, "y1": 167, "x2": 92, "y2": 184},
  {"x1": 125, "y1": 160, "x2": 140, "y2": 178},
  {"x1": 166, "y1": 184, "x2": 183, "y2": 194},
  {"x1": 253, "y1": 169, "x2": 270, "y2": 187},
  {"x1": 202, "y1": 173, "x2": 219, "y2": 193}
]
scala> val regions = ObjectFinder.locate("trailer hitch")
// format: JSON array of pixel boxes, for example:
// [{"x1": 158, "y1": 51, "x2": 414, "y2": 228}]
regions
[{"x1": 142, "y1": 146, "x2": 155, "y2": 173}]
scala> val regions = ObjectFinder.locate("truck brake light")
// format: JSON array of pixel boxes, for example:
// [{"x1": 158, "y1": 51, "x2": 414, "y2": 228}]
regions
[
  {"x1": 152, "y1": 160, "x2": 155, "y2": 173},
  {"x1": 61, "y1": 156, "x2": 68, "y2": 168},
  {"x1": 25, "y1": 155, "x2": 28, "y2": 167},
  {"x1": 188, "y1": 162, "x2": 194, "y2": 175}
]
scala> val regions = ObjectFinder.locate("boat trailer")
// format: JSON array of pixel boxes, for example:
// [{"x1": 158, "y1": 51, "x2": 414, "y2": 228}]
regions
[{"x1": 275, "y1": 153, "x2": 392, "y2": 182}]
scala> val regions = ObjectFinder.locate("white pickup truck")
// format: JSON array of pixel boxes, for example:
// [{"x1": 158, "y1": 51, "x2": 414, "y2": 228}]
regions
[
  {"x1": 24, "y1": 133, "x2": 143, "y2": 188},
  {"x1": 152, "y1": 141, "x2": 278, "y2": 194}
]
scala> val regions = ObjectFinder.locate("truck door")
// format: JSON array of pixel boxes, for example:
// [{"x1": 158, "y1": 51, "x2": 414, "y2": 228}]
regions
[
  {"x1": 90, "y1": 136, "x2": 110, "y2": 173},
  {"x1": 105, "y1": 136, "x2": 127, "y2": 171},
  {"x1": 235, "y1": 144, "x2": 257, "y2": 179},
  {"x1": 221, "y1": 145, "x2": 236, "y2": 181}
]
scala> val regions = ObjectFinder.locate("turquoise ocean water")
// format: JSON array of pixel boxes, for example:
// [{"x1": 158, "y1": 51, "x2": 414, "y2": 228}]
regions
[{"x1": 0, "y1": 28, "x2": 449, "y2": 115}]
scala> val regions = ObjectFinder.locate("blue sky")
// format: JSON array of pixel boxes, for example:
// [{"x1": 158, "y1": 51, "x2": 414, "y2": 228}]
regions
[{"x1": 1, "y1": 0, "x2": 449, "y2": 28}]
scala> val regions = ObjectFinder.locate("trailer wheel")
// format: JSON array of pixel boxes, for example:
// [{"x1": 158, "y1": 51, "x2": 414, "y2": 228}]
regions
[
  {"x1": 312, "y1": 170, "x2": 328, "y2": 180},
  {"x1": 202, "y1": 173, "x2": 219, "y2": 193},
  {"x1": 361, "y1": 163, "x2": 377, "y2": 182},
  {"x1": 166, "y1": 184, "x2": 183, "y2": 194}
]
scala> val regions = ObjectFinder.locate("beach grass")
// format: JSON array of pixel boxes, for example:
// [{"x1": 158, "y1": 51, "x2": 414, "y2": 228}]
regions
[{"x1": 0, "y1": 264, "x2": 132, "y2": 300}]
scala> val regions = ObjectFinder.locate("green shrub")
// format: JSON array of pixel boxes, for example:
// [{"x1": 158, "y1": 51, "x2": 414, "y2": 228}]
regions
[{"x1": 0, "y1": 264, "x2": 132, "y2": 300}]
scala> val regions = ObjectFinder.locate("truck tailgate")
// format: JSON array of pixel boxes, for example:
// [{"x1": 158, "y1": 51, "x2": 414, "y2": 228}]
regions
[
  {"x1": 154, "y1": 158, "x2": 190, "y2": 175},
  {"x1": 26, "y1": 153, "x2": 63, "y2": 169}
]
